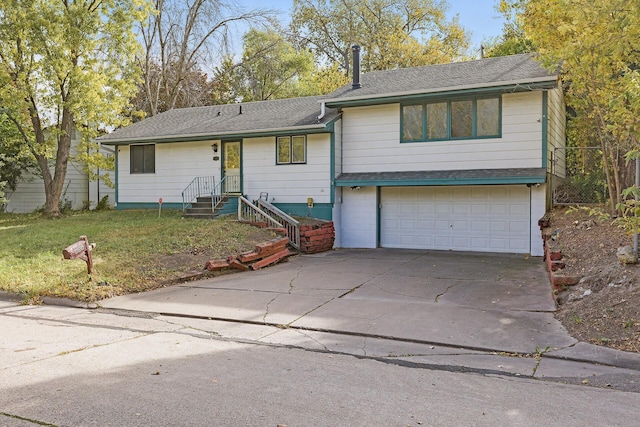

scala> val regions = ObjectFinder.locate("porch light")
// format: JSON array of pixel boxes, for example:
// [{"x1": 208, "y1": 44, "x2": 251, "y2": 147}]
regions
[{"x1": 211, "y1": 143, "x2": 218, "y2": 152}]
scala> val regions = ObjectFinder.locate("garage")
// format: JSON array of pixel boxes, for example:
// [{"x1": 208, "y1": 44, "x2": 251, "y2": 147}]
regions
[{"x1": 380, "y1": 185, "x2": 531, "y2": 253}]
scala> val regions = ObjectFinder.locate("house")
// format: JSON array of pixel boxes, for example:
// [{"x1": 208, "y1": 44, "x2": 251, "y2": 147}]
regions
[
  {"x1": 4, "y1": 128, "x2": 115, "y2": 213},
  {"x1": 98, "y1": 52, "x2": 565, "y2": 256}
]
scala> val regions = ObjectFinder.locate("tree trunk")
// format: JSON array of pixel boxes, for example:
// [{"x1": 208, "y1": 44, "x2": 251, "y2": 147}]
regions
[{"x1": 30, "y1": 106, "x2": 72, "y2": 217}]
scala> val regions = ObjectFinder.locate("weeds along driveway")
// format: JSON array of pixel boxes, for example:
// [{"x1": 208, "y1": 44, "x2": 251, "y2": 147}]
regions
[{"x1": 101, "y1": 248, "x2": 573, "y2": 355}]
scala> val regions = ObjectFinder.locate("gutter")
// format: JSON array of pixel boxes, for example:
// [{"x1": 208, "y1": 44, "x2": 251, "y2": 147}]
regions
[
  {"x1": 98, "y1": 122, "x2": 333, "y2": 145},
  {"x1": 323, "y1": 76, "x2": 559, "y2": 107}
]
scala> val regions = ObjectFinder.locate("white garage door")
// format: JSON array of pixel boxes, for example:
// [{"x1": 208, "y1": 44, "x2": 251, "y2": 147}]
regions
[{"x1": 381, "y1": 186, "x2": 531, "y2": 253}]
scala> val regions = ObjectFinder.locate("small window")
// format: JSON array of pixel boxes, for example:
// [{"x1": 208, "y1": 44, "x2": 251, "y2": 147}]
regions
[
  {"x1": 276, "y1": 136, "x2": 306, "y2": 164},
  {"x1": 130, "y1": 144, "x2": 155, "y2": 174},
  {"x1": 426, "y1": 102, "x2": 447, "y2": 140},
  {"x1": 401, "y1": 104, "x2": 424, "y2": 141},
  {"x1": 451, "y1": 100, "x2": 473, "y2": 138},
  {"x1": 477, "y1": 97, "x2": 500, "y2": 137}
]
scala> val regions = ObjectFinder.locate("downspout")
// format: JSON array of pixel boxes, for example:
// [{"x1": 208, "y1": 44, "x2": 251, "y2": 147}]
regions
[{"x1": 318, "y1": 102, "x2": 326, "y2": 121}]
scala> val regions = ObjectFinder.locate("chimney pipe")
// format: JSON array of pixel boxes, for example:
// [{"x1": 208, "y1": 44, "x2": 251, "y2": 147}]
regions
[{"x1": 352, "y1": 45, "x2": 361, "y2": 89}]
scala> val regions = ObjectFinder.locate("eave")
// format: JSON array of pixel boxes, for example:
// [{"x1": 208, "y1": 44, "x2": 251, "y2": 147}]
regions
[{"x1": 324, "y1": 77, "x2": 559, "y2": 108}]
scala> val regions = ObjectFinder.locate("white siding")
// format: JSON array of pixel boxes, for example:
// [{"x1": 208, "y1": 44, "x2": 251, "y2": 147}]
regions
[
  {"x1": 117, "y1": 140, "x2": 221, "y2": 204},
  {"x1": 334, "y1": 120, "x2": 342, "y2": 178},
  {"x1": 332, "y1": 187, "x2": 343, "y2": 247},
  {"x1": 547, "y1": 87, "x2": 566, "y2": 178},
  {"x1": 242, "y1": 134, "x2": 331, "y2": 204},
  {"x1": 339, "y1": 186, "x2": 377, "y2": 248},
  {"x1": 530, "y1": 184, "x2": 547, "y2": 256},
  {"x1": 88, "y1": 175, "x2": 115, "y2": 209},
  {"x1": 341, "y1": 92, "x2": 544, "y2": 173},
  {"x1": 5, "y1": 133, "x2": 90, "y2": 213}
]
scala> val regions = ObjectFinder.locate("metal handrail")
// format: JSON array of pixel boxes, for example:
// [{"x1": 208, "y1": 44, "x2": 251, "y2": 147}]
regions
[
  {"x1": 211, "y1": 176, "x2": 227, "y2": 211},
  {"x1": 255, "y1": 199, "x2": 301, "y2": 250},
  {"x1": 182, "y1": 176, "x2": 215, "y2": 212},
  {"x1": 237, "y1": 196, "x2": 283, "y2": 228}
]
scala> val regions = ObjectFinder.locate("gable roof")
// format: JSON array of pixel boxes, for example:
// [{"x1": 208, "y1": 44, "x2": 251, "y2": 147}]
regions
[
  {"x1": 324, "y1": 53, "x2": 557, "y2": 107},
  {"x1": 99, "y1": 95, "x2": 339, "y2": 145}
]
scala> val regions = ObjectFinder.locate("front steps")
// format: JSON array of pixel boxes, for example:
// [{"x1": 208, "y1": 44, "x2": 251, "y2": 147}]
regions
[{"x1": 183, "y1": 196, "x2": 234, "y2": 219}]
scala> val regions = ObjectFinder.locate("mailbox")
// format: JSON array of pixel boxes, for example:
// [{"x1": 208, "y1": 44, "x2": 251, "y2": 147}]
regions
[{"x1": 63, "y1": 235, "x2": 96, "y2": 274}]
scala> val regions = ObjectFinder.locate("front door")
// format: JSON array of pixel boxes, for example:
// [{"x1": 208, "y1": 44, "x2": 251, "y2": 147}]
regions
[{"x1": 222, "y1": 141, "x2": 241, "y2": 193}]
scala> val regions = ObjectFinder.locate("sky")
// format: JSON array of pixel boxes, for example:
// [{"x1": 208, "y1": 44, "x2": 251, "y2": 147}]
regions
[{"x1": 241, "y1": 0, "x2": 505, "y2": 56}]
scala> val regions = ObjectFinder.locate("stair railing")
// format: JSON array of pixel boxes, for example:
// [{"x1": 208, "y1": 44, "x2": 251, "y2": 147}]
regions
[
  {"x1": 255, "y1": 199, "x2": 300, "y2": 250},
  {"x1": 182, "y1": 176, "x2": 216, "y2": 212},
  {"x1": 211, "y1": 176, "x2": 228, "y2": 211},
  {"x1": 238, "y1": 196, "x2": 283, "y2": 228}
]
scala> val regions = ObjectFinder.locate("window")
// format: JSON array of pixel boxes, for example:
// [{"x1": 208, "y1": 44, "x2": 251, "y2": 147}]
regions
[
  {"x1": 130, "y1": 144, "x2": 155, "y2": 174},
  {"x1": 276, "y1": 136, "x2": 306, "y2": 164},
  {"x1": 401, "y1": 96, "x2": 501, "y2": 142}
]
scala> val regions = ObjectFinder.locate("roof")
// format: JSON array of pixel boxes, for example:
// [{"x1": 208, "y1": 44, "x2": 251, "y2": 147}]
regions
[
  {"x1": 99, "y1": 54, "x2": 556, "y2": 145},
  {"x1": 99, "y1": 96, "x2": 339, "y2": 145},
  {"x1": 324, "y1": 54, "x2": 557, "y2": 107},
  {"x1": 335, "y1": 168, "x2": 547, "y2": 186}
]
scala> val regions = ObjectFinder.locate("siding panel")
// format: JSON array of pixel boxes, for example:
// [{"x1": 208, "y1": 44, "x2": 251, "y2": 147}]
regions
[{"x1": 341, "y1": 92, "x2": 544, "y2": 173}]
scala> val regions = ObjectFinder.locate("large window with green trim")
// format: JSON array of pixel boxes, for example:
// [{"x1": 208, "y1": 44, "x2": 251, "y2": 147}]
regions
[
  {"x1": 401, "y1": 96, "x2": 501, "y2": 142},
  {"x1": 276, "y1": 136, "x2": 306, "y2": 164}
]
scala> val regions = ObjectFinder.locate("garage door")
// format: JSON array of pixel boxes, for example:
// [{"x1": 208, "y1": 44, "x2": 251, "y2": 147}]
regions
[{"x1": 380, "y1": 186, "x2": 530, "y2": 253}]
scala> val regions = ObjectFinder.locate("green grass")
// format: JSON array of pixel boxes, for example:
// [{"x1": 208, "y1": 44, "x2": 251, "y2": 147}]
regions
[{"x1": 0, "y1": 210, "x2": 278, "y2": 302}]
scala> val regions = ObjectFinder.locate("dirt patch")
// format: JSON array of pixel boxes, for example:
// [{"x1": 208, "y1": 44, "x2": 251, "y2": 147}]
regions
[{"x1": 549, "y1": 206, "x2": 640, "y2": 352}]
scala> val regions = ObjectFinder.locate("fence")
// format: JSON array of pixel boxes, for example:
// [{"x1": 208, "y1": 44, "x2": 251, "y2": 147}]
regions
[{"x1": 552, "y1": 147, "x2": 608, "y2": 205}]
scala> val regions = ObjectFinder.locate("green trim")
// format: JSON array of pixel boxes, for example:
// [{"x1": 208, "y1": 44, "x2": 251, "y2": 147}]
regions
[
  {"x1": 273, "y1": 202, "x2": 333, "y2": 221},
  {"x1": 542, "y1": 91, "x2": 548, "y2": 169},
  {"x1": 114, "y1": 148, "x2": 119, "y2": 205},
  {"x1": 376, "y1": 186, "x2": 381, "y2": 248},
  {"x1": 325, "y1": 81, "x2": 558, "y2": 108},
  {"x1": 101, "y1": 126, "x2": 335, "y2": 146},
  {"x1": 116, "y1": 202, "x2": 182, "y2": 210},
  {"x1": 329, "y1": 123, "x2": 336, "y2": 204},
  {"x1": 335, "y1": 176, "x2": 546, "y2": 187},
  {"x1": 400, "y1": 95, "x2": 502, "y2": 143}
]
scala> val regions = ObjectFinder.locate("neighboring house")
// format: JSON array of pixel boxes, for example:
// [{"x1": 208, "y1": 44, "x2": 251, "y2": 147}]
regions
[
  {"x1": 98, "y1": 53, "x2": 565, "y2": 256},
  {"x1": 4, "y1": 128, "x2": 115, "y2": 213}
]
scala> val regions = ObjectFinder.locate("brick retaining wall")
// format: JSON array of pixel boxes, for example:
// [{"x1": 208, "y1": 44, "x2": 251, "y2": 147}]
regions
[{"x1": 299, "y1": 221, "x2": 335, "y2": 254}]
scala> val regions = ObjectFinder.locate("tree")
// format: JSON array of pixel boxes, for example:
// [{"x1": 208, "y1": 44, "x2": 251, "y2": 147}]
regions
[
  {"x1": 291, "y1": 0, "x2": 469, "y2": 76},
  {"x1": 136, "y1": 0, "x2": 273, "y2": 117},
  {"x1": 483, "y1": 0, "x2": 534, "y2": 58},
  {"x1": 210, "y1": 35, "x2": 348, "y2": 104},
  {"x1": 519, "y1": 0, "x2": 640, "y2": 213},
  {"x1": 0, "y1": 0, "x2": 147, "y2": 217},
  {"x1": 235, "y1": 28, "x2": 315, "y2": 101},
  {"x1": 0, "y1": 113, "x2": 35, "y2": 195},
  {"x1": 296, "y1": 63, "x2": 349, "y2": 97}
]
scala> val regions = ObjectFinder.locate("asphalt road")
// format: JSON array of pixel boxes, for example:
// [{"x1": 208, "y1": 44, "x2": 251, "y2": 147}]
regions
[{"x1": 2, "y1": 302, "x2": 640, "y2": 427}]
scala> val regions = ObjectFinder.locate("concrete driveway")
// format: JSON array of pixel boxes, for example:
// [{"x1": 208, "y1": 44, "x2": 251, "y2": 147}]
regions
[{"x1": 102, "y1": 249, "x2": 572, "y2": 355}]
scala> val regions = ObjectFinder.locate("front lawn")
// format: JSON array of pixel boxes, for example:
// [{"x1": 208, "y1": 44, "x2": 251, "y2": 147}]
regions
[{"x1": 0, "y1": 210, "x2": 277, "y2": 302}]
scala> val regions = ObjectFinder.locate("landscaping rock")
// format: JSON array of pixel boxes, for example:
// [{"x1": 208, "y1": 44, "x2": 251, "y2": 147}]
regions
[{"x1": 617, "y1": 246, "x2": 637, "y2": 265}]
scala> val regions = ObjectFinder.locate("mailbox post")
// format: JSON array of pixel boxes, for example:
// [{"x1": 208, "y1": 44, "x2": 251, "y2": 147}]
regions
[{"x1": 63, "y1": 235, "x2": 95, "y2": 274}]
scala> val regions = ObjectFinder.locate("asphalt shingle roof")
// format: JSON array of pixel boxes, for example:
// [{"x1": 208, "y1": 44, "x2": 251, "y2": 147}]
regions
[
  {"x1": 99, "y1": 95, "x2": 338, "y2": 143},
  {"x1": 99, "y1": 54, "x2": 556, "y2": 144},
  {"x1": 335, "y1": 168, "x2": 547, "y2": 185},
  {"x1": 325, "y1": 53, "x2": 556, "y2": 103}
]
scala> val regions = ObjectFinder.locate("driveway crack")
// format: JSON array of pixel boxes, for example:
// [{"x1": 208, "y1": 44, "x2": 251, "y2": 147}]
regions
[
  {"x1": 434, "y1": 280, "x2": 463, "y2": 303},
  {"x1": 288, "y1": 270, "x2": 300, "y2": 294},
  {"x1": 263, "y1": 294, "x2": 282, "y2": 323}
]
